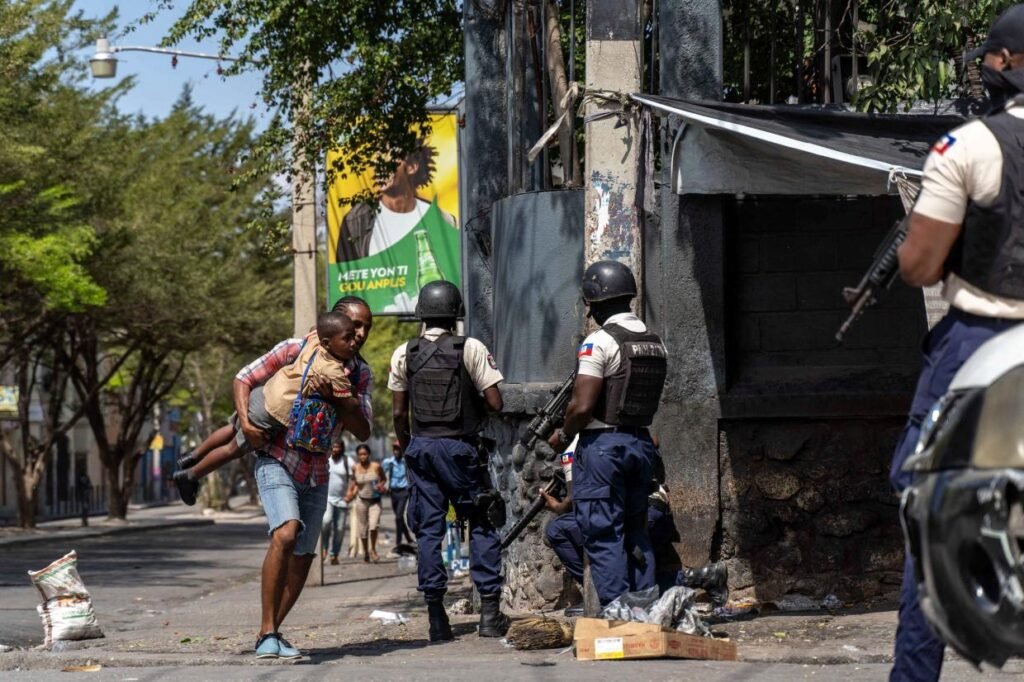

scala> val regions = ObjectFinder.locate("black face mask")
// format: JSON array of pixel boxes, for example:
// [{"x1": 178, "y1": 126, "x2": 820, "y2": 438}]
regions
[{"x1": 981, "y1": 64, "x2": 1024, "y2": 110}]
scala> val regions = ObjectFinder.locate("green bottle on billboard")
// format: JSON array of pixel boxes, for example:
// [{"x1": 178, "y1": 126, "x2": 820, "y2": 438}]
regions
[{"x1": 415, "y1": 229, "x2": 443, "y2": 288}]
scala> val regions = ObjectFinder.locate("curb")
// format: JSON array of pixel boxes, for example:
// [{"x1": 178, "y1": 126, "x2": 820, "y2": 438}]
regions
[{"x1": 0, "y1": 519, "x2": 216, "y2": 550}]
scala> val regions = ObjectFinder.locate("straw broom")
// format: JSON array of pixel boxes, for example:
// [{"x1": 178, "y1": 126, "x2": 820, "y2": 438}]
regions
[{"x1": 505, "y1": 616, "x2": 574, "y2": 650}]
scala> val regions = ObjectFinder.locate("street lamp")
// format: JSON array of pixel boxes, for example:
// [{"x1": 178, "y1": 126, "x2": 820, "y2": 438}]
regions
[
  {"x1": 89, "y1": 37, "x2": 239, "y2": 79},
  {"x1": 89, "y1": 38, "x2": 319, "y2": 338}
]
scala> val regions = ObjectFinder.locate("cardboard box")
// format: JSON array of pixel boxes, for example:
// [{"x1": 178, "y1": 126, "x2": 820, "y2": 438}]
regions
[{"x1": 573, "y1": 618, "x2": 737, "y2": 662}]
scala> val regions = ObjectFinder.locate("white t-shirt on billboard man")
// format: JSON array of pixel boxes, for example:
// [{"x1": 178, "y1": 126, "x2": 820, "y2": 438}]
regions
[{"x1": 366, "y1": 199, "x2": 433, "y2": 257}]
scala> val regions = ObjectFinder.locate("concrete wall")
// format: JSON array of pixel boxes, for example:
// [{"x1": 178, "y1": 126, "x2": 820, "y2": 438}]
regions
[
  {"x1": 714, "y1": 194, "x2": 922, "y2": 603},
  {"x1": 485, "y1": 189, "x2": 586, "y2": 611},
  {"x1": 492, "y1": 190, "x2": 585, "y2": 383}
]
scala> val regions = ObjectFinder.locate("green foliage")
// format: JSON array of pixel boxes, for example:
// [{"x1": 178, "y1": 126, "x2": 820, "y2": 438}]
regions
[
  {"x1": 854, "y1": 0, "x2": 1015, "y2": 112},
  {"x1": 158, "y1": 0, "x2": 463, "y2": 209},
  {"x1": 0, "y1": 0, "x2": 115, "y2": 334},
  {"x1": 721, "y1": 0, "x2": 1017, "y2": 111},
  {"x1": 360, "y1": 316, "x2": 419, "y2": 436}
]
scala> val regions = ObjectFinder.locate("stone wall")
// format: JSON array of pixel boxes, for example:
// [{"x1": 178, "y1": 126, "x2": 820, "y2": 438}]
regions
[
  {"x1": 718, "y1": 418, "x2": 906, "y2": 604},
  {"x1": 490, "y1": 386, "x2": 579, "y2": 612}
]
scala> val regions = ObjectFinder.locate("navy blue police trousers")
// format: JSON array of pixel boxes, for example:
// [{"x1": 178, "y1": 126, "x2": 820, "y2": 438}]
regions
[
  {"x1": 572, "y1": 429, "x2": 658, "y2": 605},
  {"x1": 889, "y1": 308, "x2": 1018, "y2": 682},
  {"x1": 547, "y1": 503, "x2": 680, "y2": 592},
  {"x1": 405, "y1": 436, "x2": 503, "y2": 600}
]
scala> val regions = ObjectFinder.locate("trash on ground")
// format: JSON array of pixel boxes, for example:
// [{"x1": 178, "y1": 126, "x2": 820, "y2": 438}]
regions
[
  {"x1": 61, "y1": 664, "x2": 102, "y2": 672},
  {"x1": 772, "y1": 594, "x2": 819, "y2": 612},
  {"x1": 505, "y1": 616, "x2": 573, "y2": 650},
  {"x1": 600, "y1": 586, "x2": 710, "y2": 637},
  {"x1": 447, "y1": 598, "x2": 473, "y2": 615},
  {"x1": 712, "y1": 598, "x2": 760, "y2": 619},
  {"x1": 27, "y1": 551, "x2": 103, "y2": 646},
  {"x1": 369, "y1": 609, "x2": 408, "y2": 625},
  {"x1": 397, "y1": 555, "x2": 417, "y2": 574},
  {"x1": 573, "y1": 617, "x2": 737, "y2": 662},
  {"x1": 0, "y1": 644, "x2": 13, "y2": 653},
  {"x1": 822, "y1": 594, "x2": 843, "y2": 610},
  {"x1": 843, "y1": 644, "x2": 863, "y2": 652}
]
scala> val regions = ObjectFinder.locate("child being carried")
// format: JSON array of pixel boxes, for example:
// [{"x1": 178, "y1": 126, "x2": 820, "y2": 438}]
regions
[{"x1": 174, "y1": 311, "x2": 360, "y2": 505}]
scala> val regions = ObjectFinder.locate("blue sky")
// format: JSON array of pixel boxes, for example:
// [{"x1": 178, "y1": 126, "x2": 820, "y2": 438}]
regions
[{"x1": 75, "y1": 1, "x2": 269, "y2": 128}]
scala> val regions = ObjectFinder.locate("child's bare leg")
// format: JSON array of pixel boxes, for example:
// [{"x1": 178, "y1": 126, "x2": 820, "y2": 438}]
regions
[
  {"x1": 188, "y1": 440, "x2": 244, "y2": 479},
  {"x1": 178, "y1": 424, "x2": 235, "y2": 468}
]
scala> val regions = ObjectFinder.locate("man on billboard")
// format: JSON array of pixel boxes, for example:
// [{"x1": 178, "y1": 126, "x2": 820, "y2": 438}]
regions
[{"x1": 335, "y1": 141, "x2": 456, "y2": 263}]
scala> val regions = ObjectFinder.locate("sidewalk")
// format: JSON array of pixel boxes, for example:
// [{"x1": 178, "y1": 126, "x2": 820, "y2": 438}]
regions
[{"x1": 0, "y1": 496, "x2": 260, "y2": 549}]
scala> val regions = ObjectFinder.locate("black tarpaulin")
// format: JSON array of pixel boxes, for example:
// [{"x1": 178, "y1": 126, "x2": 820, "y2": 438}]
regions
[{"x1": 632, "y1": 94, "x2": 965, "y2": 196}]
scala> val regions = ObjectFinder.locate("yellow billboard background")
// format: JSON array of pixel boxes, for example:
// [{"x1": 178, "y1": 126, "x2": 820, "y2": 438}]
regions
[{"x1": 326, "y1": 113, "x2": 460, "y2": 265}]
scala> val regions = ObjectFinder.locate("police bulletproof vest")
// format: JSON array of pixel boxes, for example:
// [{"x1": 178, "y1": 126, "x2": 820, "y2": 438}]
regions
[
  {"x1": 592, "y1": 324, "x2": 668, "y2": 427},
  {"x1": 950, "y1": 110, "x2": 1024, "y2": 299},
  {"x1": 406, "y1": 334, "x2": 484, "y2": 438}
]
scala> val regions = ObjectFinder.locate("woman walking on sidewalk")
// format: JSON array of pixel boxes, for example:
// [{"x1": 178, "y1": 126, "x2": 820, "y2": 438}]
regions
[
  {"x1": 382, "y1": 440, "x2": 414, "y2": 546},
  {"x1": 345, "y1": 444, "x2": 386, "y2": 562}
]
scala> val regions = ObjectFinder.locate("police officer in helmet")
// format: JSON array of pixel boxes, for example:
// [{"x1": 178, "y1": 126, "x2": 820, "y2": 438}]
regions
[
  {"x1": 389, "y1": 280, "x2": 508, "y2": 642},
  {"x1": 890, "y1": 5, "x2": 1024, "y2": 680},
  {"x1": 547, "y1": 260, "x2": 668, "y2": 607}
]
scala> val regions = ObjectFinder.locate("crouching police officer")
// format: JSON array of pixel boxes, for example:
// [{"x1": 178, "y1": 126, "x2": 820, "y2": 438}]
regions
[
  {"x1": 890, "y1": 6, "x2": 1024, "y2": 680},
  {"x1": 546, "y1": 260, "x2": 668, "y2": 607},
  {"x1": 389, "y1": 281, "x2": 508, "y2": 642},
  {"x1": 542, "y1": 436, "x2": 728, "y2": 613}
]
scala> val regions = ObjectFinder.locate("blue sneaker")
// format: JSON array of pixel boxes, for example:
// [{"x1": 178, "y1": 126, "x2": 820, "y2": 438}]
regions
[
  {"x1": 275, "y1": 633, "x2": 301, "y2": 660},
  {"x1": 255, "y1": 633, "x2": 280, "y2": 659}
]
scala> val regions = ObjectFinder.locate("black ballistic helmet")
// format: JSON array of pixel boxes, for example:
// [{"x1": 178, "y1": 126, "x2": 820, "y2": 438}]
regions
[
  {"x1": 900, "y1": 330, "x2": 1024, "y2": 668},
  {"x1": 415, "y1": 280, "x2": 464, "y2": 319},
  {"x1": 581, "y1": 260, "x2": 637, "y2": 303}
]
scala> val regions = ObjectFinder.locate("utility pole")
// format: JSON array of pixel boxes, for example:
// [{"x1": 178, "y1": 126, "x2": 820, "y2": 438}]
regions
[
  {"x1": 291, "y1": 168, "x2": 318, "y2": 338},
  {"x1": 581, "y1": 0, "x2": 644, "y2": 616},
  {"x1": 292, "y1": 81, "x2": 318, "y2": 339},
  {"x1": 584, "y1": 2, "x2": 644, "y2": 309}
]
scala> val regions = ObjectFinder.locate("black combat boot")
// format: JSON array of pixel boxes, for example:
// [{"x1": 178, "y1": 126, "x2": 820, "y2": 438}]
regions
[
  {"x1": 478, "y1": 593, "x2": 510, "y2": 637},
  {"x1": 680, "y1": 562, "x2": 729, "y2": 607},
  {"x1": 426, "y1": 599, "x2": 453, "y2": 642}
]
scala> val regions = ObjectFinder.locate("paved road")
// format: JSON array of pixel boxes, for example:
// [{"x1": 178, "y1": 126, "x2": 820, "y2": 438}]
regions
[
  {"x1": 4, "y1": 661, "x2": 1024, "y2": 681},
  {"x1": 0, "y1": 517, "x2": 268, "y2": 648}
]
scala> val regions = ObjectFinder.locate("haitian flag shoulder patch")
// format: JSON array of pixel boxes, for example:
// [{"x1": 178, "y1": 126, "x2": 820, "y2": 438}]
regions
[
  {"x1": 577, "y1": 343, "x2": 594, "y2": 358},
  {"x1": 933, "y1": 133, "x2": 957, "y2": 155}
]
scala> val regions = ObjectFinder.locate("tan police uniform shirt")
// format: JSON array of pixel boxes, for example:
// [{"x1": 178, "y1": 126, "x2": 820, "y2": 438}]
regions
[
  {"x1": 388, "y1": 328, "x2": 503, "y2": 393},
  {"x1": 576, "y1": 312, "x2": 648, "y2": 430},
  {"x1": 914, "y1": 102, "x2": 1024, "y2": 319},
  {"x1": 263, "y1": 331, "x2": 353, "y2": 425}
]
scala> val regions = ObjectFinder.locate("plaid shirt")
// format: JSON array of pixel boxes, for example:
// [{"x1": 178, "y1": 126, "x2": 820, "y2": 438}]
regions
[{"x1": 235, "y1": 337, "x2": 374, "y2": 485}]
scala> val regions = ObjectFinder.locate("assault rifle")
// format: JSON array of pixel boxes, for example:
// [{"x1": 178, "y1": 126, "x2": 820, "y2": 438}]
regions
[
  {"x1": 500, "y1": 469, "x2": 566, "y2": 549},
  {"x1": 519, "y1": 371, "x2": 576, "y2": 451},
  {"x1": 836, "y1": 217, "x2": 909, "y2": 342}
]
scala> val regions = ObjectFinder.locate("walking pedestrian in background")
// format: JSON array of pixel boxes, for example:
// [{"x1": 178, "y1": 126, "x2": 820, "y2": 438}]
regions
[
  {"x1": 345, "y1": 444, "x2": 387, "y2": 562},
  {"x1": 382, "y1": 439, "x2": 414, "y2": 546}
]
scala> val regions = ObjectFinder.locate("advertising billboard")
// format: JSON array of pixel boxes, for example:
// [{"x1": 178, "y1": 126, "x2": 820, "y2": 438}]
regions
[{"x1": 326, "y1": 112, "x2": 460, "y2": 315}]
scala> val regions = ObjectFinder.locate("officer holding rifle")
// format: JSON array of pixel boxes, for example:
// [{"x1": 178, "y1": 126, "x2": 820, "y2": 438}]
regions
[
  {"x1": 889, "y1": 6, "x2": 1024, "y2": 680},
  {"x1": 546, "y1": 260, "x2": 668, "y2": 607}
]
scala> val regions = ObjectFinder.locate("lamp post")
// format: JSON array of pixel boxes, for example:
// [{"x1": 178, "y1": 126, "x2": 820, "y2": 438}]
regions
[{"x1": 90, "y1": 38, "x2": 318, "y2": 338}]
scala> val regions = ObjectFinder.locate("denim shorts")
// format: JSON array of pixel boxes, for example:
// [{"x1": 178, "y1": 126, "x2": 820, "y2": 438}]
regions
[{"x1": 254, "y1": 455, "x2": 328, "y2": 556}]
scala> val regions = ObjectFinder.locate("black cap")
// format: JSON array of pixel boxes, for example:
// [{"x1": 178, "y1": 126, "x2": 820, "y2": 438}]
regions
[
  {"x1": 581, "y1": 260, "x2": 637, "y2": 303},
  {"x1": 415, "y1": 280, "x2": 464, "y2": 319},
  {"x1": 968, "y1": 5, "x2": 1024, "y2": 60}
]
